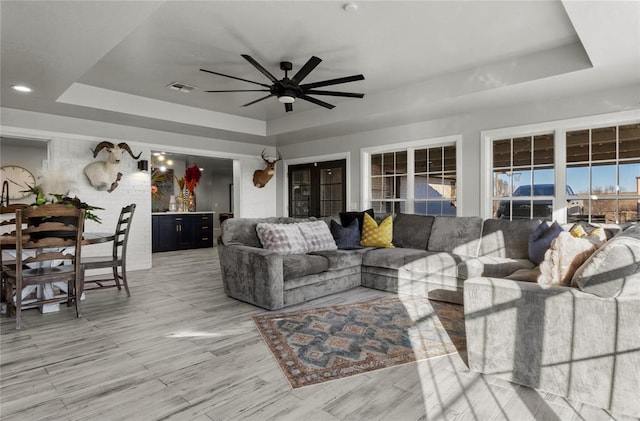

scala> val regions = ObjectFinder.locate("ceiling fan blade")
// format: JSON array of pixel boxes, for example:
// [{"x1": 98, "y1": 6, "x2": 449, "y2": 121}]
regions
[
  {"x1": 205, "y1": 89, "x2": 270, "y2": 93},
  {"x1": 305, "y1": 90, "x2": 364, "y2": 98},
  {"x1": 241, "y1": 54, "x2": 278, "y2": 83},
  {"x1": 299, "y1": 95, "x2": 335, "y2": 109},
  {"x1": 285, "y1": 103, "x2": 293, "y2": 112},
  {"x1": 200, "y1": 68, "x2": 271, "y2": 88},
  {"x1": 242, "y1": 94, "x2": 274, "y2": 107},
  {"x1": 291, "y1": 56, "x2": 322, "y2": 84},
  {"x1": 300, "y1": 74, "x2": 365, "y2": 90}
]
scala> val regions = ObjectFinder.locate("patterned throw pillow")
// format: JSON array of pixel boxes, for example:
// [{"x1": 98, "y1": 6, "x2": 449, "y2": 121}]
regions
[
  {"x1": 330, "y1": 219, "x2": 362, "y2": 250},
  {"x1": 256, "y1": 223, "x2": 307, "y2": 255},
  {"x1": 570, "y1": 224, "x2": 607, "y2": 243},
  {"x1": 360, "y1": 213, "x2": 394, "y2": 248},
  {"x1": 297, "y1": 221, "x2": 338, "y2": 252}
]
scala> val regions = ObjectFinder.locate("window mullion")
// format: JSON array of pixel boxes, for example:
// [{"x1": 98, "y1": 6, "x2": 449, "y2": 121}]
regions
[
  {"x1": 406, "y1": 147, "x2": 415, "y2": 214},
  {"x1": 554, "y1": 129, "x2": 567, "y2": 223}
]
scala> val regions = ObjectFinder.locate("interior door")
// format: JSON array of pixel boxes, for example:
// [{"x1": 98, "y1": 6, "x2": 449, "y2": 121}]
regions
[{"x1": 289, "y1": 160, "x2": 346, "y2": 218}]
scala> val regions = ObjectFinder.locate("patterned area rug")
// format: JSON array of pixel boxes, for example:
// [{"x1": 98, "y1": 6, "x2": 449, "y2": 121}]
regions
[{"x1": 252, "y1": 297, "x2": 466, "y2": 388}]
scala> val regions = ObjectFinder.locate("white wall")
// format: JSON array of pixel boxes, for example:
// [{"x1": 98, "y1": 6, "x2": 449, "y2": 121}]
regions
[
  {"x1": 0, "y1": 138, "x2": 48, "y2": 175},
  {"x1": 1, "y1": 108, "x2": 279, "y2": 271},
  {"x1": 277, "y1": 84, "x2": 640, "y2": 217}
]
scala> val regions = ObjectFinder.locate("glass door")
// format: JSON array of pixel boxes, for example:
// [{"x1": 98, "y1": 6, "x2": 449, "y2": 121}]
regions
[{"x1": 289, "y1": 160, "x2": 346, "y2": 217}]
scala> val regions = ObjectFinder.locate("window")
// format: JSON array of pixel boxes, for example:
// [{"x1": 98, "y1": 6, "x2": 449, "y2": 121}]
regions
[
  {"x1": 492, "y1": 134, "x2": 556, "y2": 220},
  {"x1": 415, "y1": 146, "x2": 457, "y2": 216},
  {"x1": 566, "y1": 124, "x2": 640, "y2": 223},
  {"x1": 289, "y1": 160, "x2": 346, "y2": 218},
  {"x1": 483, "y1": 112, "x2": 639, "y2": 223},
  {"x1": 368, "y1": 141, "x2": 457, "y2": 216},
  {"x1": 370, "y1": 151, "x2": 407, "y2": 215}
]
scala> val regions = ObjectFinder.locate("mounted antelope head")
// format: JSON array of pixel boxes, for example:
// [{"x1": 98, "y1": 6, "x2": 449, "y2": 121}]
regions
[{"x1": 253, "y1": 149, "x2": 282, "y2": 188}]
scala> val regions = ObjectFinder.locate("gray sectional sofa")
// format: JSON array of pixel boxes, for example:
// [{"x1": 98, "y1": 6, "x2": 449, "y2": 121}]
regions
[
  {"x1": 217, "y1": 214, "x2": 540, "y2": 310},
  {"x1": 218, "y1": 215, "x2": 640, "y2": 417},
  {"x1": 464, "y1": 224, "x2": 640, "y2": 418}
]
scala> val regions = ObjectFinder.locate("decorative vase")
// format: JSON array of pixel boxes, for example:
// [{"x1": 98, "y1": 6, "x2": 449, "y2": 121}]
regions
[
  {"x1": 177, "y1": 190, "x2": 187, "y2": 212},
  {"x1": 188, "y1": 191, "x2": 196, "y2": 212}
]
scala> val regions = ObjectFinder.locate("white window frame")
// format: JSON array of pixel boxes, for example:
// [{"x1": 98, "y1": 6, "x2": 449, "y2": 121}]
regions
[
  {"x1": 361, "y1": 135, "x2": 461, "y2": 215},
  {"x1": 481, "y1": 109, "x2": 640, "y2": 222}
]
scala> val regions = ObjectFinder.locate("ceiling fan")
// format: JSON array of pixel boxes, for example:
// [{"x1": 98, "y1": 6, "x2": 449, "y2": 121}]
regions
[{"x1": 200, "y1": 55, "x2": 365, "y2": 112}]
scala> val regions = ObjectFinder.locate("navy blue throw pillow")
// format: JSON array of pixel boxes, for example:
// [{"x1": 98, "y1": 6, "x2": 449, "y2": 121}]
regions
[
  {"x1": 528, "y1": 221, "x2": 563, "y2": 265},
  {"x1": 339, "y1": 209, "x2": 374, "y2": 234},
  {"x1": 330, "y1": 219, "x2": 362, "y2": 250}
]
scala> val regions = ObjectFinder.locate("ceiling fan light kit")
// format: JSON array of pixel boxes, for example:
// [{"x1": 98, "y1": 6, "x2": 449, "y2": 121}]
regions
[{"x1": 201, "y1": 55, "x2": 364, "y2": 112}]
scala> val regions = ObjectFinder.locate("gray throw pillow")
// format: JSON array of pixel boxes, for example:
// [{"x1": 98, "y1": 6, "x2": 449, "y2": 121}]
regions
[
  {"x1": 572, "y1": 224, "x2": 640, "y2": 297},
  {"x1": 392, "y1": 213, "x2": 434, "y2": 249}
]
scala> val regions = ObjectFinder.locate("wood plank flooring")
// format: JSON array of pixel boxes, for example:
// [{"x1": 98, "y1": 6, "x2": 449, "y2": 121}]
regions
[{"x1": 1, "y1": 247, "x2": 637, "y2": 421}]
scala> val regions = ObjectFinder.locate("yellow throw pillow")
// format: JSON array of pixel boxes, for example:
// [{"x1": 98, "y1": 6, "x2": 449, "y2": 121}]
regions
[
  {"x1": 360, "y1": 213, "x2": 394, "y2": 248},
  {"x1": 570, "y1": 224, "x2": 588, "y2": 238},
  {"x1": 570, "y1": 225, "x2": 606, "y2": 243}
]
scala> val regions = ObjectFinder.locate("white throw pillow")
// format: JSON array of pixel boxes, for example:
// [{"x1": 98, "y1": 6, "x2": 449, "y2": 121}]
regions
[
  {"x1": 256, "y1": 223, "x2": 307, "y2": 255},
  {"x1": 537, "y1": 232, "x2": 602, "y2": 286},
  {"x1": 297, "y1": 221, "x2": 337, "y2": 252}
]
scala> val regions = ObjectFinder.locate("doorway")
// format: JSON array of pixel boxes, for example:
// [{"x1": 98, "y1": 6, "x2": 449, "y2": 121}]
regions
[{"x1": 288, "y1": 159, "x2": 346, "y2": 218}]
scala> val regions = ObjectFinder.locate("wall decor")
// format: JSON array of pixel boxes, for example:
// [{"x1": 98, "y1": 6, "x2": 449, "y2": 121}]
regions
[{"x1": 83, "y1": 141, "x2": 141, "y2": 192}]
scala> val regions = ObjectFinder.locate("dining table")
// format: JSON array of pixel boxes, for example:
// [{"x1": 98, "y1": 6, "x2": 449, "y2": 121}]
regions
[{"x1": 1, "y1": 231, "x2": 115, "y2": 313}]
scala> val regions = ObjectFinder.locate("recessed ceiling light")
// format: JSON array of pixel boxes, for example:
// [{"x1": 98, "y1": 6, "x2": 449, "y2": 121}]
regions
[{"x1": 11, "y1": 84, "x2": 32, "y2": 93}]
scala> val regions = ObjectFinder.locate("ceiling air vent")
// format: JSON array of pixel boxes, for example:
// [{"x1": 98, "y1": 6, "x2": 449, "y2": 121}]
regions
[{"x1": 167, "y1": 81, "x2": 198, "y2": 93}]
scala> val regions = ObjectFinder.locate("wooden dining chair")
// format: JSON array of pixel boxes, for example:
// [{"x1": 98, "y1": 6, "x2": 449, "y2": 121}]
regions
[
  {"x1": 1, "y1": 204, "x2": 29, "y2": 309},
  {"x1": 3, "y1": 204, "x2": 85, "y2": 329},
  {"x1": 81, "y1": 203, "x2": 135, "y2": 296}
]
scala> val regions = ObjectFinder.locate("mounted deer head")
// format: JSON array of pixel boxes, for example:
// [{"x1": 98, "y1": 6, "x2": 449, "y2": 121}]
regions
[{"x1": 253, "y1": 149, "x2": 282, "y2": 188}]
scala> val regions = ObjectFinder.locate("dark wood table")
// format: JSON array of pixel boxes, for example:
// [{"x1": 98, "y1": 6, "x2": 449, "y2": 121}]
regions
[
  {"x1": 1, "y1": 232, "x2": 115, "y2": 313},
  {"x1": 1, "y1": 232, "x2": 114, "y2": 249}
]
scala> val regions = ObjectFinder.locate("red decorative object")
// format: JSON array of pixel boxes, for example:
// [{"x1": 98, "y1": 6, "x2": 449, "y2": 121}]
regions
[{"x1": 184, "y1": 164, "x2": 202, "y2": 194}]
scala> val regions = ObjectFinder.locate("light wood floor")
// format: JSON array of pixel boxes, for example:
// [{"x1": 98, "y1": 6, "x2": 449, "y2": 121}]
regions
[{"x1": 1, "y1": 248, "x2": 636, "y2": 421}]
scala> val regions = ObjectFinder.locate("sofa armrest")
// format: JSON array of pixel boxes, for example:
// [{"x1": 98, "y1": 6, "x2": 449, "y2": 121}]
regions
[
  {"x1": 464, "y1": 277, "x2": 640, "y2": 417},
  {"x1": 217, "y1": 244, "x2": 285, "y2": 310}
]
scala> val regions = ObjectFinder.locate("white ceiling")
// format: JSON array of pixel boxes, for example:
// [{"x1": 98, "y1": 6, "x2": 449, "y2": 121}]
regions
[{"x1": 1, "y1": 1, "x2": 639, "y2": 146}]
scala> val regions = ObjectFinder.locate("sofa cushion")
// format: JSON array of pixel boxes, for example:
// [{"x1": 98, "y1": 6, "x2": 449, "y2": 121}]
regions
[
  {"x1": 479, "y1": 218, "x2": 541, "y2": 260},
  {"x1": 282, "y1": 254, "x2": 329, "y2": 281},
  {"x1": 330, "y1": 219, "x2": 362, "y2": 250},
  {"x1": 538, "y1": 231, "x2": 601, "y2": 286},
  {"x1": 256, "y1": 223, "x2": 308, "y2": 255},
  {"x1": 361, "y1": 214, "x2": 394, "y2": 248},
  {"x1": 458, "y1": 256, "x2": 536, "y2": 279},
  {"x1": 528, "y1": 221, "x2": 563, "y2": 265},
  {"x1": 505, "y1": 267, "x2": 541, "y2": 282},
  {"x1": 392, "y1": 213, "x2": 434, "y2": 250},
  {"x1": 310, "y1": 248, "x2": 369, "y2": 271},
  {"x1": 362, "y1": 248, "x2": 430, "y2": 270},
  {"x1": 339, "y1": 209, "x2": 374, "y2": 233},
  {"x1": 403, "y1": 252, "x2": 467, "y2": 277},
  {"x1": 427, "y1": 216, "x2": 482, "y2": 256},
  {"x1": 298, "y1": 221, "x2": 337, "y2": 252},
  {"x1": 572, "y1": 224, "x2": 640, "y2": 297}
]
